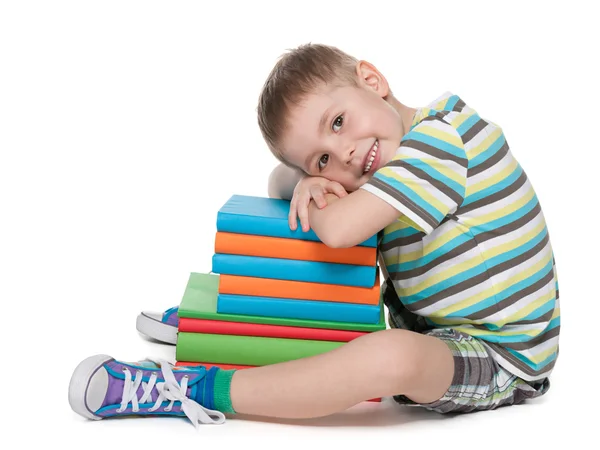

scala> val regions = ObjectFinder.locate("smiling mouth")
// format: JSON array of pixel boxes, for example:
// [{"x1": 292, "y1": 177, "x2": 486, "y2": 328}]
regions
[{"x1": 363, "y1": 139, "x2": 379, "y2": 173}]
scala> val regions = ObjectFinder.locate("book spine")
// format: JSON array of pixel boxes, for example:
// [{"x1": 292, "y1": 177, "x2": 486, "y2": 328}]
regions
[
  {"x1": 218, "y1": 273, "x2": 381, "y2": 305},
  {"x1": 214, "y1": 232, "x2": 377, "y2": 266},
  {"x1": 212, "y1": 254, "x2": 377, "y2": 287},
  {"x1": 176, "y1": 332, "x2": 344, "y2": 366},
  {"x1": 217, "y1": 294, "x2": 381, "y2": 324},
  {"x1": 216, "y1": 211, "x2": 377, "y2": 247},
  {"x1": 178, "y1": 317, "x2": 367, "y2": 341},
  {"x1": 216, "y1": 212, "x2": 321, "y2": 242},
  {"x1": 177, "y1": 361, "x2": 253, "y2": 370}
]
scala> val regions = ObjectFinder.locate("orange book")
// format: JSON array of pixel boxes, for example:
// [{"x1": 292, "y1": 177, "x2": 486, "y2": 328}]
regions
[
  {"x1": 214, "y1": 232, "x2": 377, "y2": 266},
  {"x1": 219, "y1": 272, "x2": 381, "y2": 305}
]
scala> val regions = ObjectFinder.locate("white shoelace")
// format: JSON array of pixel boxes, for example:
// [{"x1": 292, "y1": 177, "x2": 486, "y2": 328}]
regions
[{"x1": 117, "y1": 359, "x2": 226, "y2": 427}]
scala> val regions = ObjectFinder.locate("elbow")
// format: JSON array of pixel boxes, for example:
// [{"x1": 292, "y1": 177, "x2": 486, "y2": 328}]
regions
[
  {"x1": 267, "y1": 163, "x2": 303, "y2": 200},
  {"x1": 318, "y1": 228, "x2": 353, "y2": 249},
  {"x1": 267, "y1": 166, "x2": 283, "y2": 199}
]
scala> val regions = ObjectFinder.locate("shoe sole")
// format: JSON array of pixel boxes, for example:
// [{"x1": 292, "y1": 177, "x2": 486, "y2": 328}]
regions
[
  {"x1": 68, "y1": 354, "x2": 114, "y2": 420},
  {"x1": 136, "y1": 312, "x2": 178, "y2": 344}
]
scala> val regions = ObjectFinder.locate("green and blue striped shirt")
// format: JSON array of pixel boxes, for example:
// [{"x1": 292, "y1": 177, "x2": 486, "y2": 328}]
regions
[{"x1": 361, "y1": 92, "x2": 559, "y2": 381}]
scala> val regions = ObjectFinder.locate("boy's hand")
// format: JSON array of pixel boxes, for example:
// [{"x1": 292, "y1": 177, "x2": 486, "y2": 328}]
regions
[{"x1": 289, "y1": 176, "x2": 348, "y2": 232}]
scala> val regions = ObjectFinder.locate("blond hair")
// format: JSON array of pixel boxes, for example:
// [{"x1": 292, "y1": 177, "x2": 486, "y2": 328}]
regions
[{"x1": 256, "y1": 43, "x2": 359, "y2": 168}]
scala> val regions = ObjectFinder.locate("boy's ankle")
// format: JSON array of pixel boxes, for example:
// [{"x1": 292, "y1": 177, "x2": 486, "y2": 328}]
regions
[{"x1": 212, "y1": 369, "x2": 236, "y2": 414}]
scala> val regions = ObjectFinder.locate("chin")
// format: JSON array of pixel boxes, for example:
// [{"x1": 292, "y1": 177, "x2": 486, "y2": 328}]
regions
[{"x1": 351, "y1": 177, "x2": 371, "y2": 191}]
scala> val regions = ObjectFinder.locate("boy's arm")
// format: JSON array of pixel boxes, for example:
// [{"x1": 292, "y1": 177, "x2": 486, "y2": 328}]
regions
[
  {"x1": 308, "y1": 189, "x2": 401, "y2": 248},
  {"x1": 267, "y1": 163, "x2": 305, "y2": 200}
]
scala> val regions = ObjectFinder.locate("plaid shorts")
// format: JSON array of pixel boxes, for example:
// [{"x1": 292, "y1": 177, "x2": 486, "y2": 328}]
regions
[{"x1": 393, "y1": 328, "x2": 551, "y2": 414}]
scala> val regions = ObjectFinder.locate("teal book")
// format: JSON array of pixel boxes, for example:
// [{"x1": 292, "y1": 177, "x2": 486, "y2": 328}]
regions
[
  {"x1": 216, "y1": 194, "x2": 378, "y2": 247},
  {"x1": 217, "y1": 293, "x2": 381, "y2": 324},
  {"x1": 212, "y1": 253, "x2": 377, "y2": 288}
]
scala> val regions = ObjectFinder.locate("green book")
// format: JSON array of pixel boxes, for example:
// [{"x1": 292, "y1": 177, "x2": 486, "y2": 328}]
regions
[
  {"x1": 178, "y1": 272, "x2": 386, "y2": 332},
  {"x1": 176, "y1": 332, "x2": 343, "y2": 365}
]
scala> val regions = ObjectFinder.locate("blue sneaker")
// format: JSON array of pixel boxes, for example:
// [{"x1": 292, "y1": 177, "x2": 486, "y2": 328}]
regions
[
  {"x1": 136, "y1": 306, "x2": 179, "y2": 344},
  {"x1": 68, "y1": 354, "x2": 226, "y2": 427}
]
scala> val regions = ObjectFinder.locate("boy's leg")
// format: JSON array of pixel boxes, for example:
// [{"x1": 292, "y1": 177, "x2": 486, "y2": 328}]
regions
[
  {"x1": 230, "y1": 328, "x2": 454, "y2": 419},
  {"x1": 69, "y1": 328, "x2": 454, "y2": 425}
]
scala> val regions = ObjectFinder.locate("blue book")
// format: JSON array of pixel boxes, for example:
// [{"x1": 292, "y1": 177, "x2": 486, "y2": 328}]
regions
[
  {"x1": 217, "y1": 293, "x2": 381, "y2": 324},
  {"x1": 212, "y1": 253, "x2": 377, "y2": 288},
  {"x1": 216, "y1": 194, "x2": 378, "y2": 247}
]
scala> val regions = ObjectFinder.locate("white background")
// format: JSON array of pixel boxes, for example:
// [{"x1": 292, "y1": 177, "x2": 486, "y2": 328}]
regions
[{"x1": 1, "y1": 0, "x2": 597, "y2": 447}]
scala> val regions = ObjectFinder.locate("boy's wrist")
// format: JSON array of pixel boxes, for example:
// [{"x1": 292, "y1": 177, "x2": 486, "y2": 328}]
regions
[{"x1": 307, "y1": 193, "x2": 342, "y2": 246}]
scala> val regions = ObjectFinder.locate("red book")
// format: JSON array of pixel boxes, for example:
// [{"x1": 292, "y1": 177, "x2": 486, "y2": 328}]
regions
[
  {"x1": 177, "y1": 361, "x2": 252, "y2": 370},
  {"x1": 178, "y1": 317, "x2": 368, "y2": 342}
]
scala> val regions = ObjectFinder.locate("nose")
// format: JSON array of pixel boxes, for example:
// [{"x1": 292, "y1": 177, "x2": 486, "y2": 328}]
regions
[{"x1": 343, "y1": 146, "x2": 356, "y2": 166}]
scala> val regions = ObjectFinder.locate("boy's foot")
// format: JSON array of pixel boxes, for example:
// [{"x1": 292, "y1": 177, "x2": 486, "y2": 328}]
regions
[
  {"x1": 68, "y1": 354, "x2": 226, "y2": 427},
  {"x1": 136, "y1": 306, "x2": 179, "y2": 344}
]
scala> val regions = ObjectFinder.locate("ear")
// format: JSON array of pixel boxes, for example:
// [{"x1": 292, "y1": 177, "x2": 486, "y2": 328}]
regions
[{"x1": 355, "y1": 60, "x2": 390, "y2": 98}]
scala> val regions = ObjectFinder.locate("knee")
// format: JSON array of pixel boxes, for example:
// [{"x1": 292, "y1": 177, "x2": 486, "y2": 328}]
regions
[{"x1": 367, "y1": 329, "x2": 426, "y2": 391}]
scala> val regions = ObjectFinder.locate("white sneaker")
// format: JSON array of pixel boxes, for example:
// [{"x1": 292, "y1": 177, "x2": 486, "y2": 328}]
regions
[
  {"x1": 136, "y1": 306, "x2": 179, "y2": 344},
  {"x1": 68, "y1": 354, "x2": 226, "y2": 427}
]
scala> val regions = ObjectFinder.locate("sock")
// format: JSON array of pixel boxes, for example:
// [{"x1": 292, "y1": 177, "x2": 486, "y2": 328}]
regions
[
  {"x1": 213, "y1": 369, "x2": 236, "y2": 414},
  {"x1": 193, "y1": 366, "x2": 236, "y2": 414}
]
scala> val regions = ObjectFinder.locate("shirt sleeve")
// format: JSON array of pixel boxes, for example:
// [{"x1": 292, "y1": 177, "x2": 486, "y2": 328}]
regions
[{"x1": 360, "y1": 115, "x2": 468, "y2": 234}]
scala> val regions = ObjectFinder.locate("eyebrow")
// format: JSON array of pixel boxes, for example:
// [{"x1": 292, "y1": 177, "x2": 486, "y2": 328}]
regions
[{"x1": 319, "y1": 105, "x2": 334, "y2": 135}]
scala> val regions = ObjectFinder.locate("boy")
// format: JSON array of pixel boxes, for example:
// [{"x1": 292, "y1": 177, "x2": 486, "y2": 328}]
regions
[{"x1": 69, "y1": 44, "x2": 559, "y2": 427}]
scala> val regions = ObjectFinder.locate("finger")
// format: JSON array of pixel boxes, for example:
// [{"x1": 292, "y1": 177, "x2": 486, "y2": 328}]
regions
[
  {"x1": 310, "y1": 187, "x2": 328, "y2": 209},
  {"x1": 288, "y1": 199, "x2": 298, "y2": 230},
  {"x1": 297, "y1": 198, "x2": 311, "y2": 232},
  {"x1": 328, "y1": 182, "x2": 348, "y2": 198}
]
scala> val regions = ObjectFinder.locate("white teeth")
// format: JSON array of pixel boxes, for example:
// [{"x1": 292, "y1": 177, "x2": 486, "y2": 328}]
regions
[{"x1": 364, "y1": 139, "x2": 379, "y2": 173}]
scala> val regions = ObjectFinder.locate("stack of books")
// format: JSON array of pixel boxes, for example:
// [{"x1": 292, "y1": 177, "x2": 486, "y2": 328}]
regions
[{"x1": 175, "y1": 195, "x2": 386, "y2": 389}]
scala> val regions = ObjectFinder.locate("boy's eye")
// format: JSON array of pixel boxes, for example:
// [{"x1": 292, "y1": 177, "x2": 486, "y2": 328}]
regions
[
  {"x1": 318, "y1": 154, "x2": 329, "y2": 171},
  {"x1": 332, "y1": 115, "x2": 344, "y2": 132}
]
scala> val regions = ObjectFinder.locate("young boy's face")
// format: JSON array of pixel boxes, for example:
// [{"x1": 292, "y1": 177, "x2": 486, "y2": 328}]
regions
[{"x1": 280, "y1": 74, "x2": 405, "y2": 192}]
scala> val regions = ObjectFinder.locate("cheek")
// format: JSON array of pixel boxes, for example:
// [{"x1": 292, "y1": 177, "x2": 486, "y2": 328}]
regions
[
  {"x1": 341, "y1": 175, "x2": 363, "y2": 192},
  {"x1": 327, "y1": 171, "x2": 358, "y2": 191},
  {"x1": 382, "y1": 115, "x2": 403, "y2": 150},
  {"x1": 382, "y1": 111, "x2": 402, "y2": 136}
]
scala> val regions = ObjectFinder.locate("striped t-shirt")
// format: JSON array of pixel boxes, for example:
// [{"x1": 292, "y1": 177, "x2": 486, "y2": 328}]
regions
[{"x1": 361, "y1": 92, "x2": 560, "y2": 382}]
